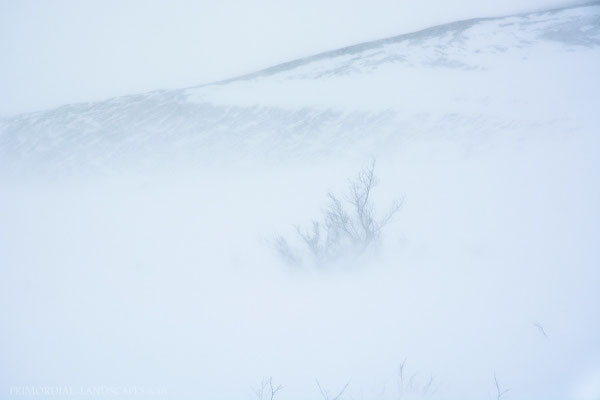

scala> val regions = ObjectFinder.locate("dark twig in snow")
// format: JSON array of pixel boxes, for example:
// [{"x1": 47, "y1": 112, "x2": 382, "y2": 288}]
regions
[
  {"x1": 494, "y1": 373, "x2": 511, "y2": 400},
  {"x1": 253, "y1": 377, "x2": 283, "y2": 400},
  {"x1": 533, "y1": 321, "x2": 548, "y2": 338},
  {"x1": 269, "y1": 377, "x2": 283, "y2": 400},
  {"x1": 316, "y1": 379, "x2": 350, "y2": 400}
]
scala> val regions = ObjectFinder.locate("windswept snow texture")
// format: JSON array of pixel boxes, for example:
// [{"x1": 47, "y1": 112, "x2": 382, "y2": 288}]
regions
[
  {"x1": 1, "y1": 3, "x2": 599, "y2": 175},
  {"x1": 1, "y1": 4, "x2": 600, "y2": 400}
]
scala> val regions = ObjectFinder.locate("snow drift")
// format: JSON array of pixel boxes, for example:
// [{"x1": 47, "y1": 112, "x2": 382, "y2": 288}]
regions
[{"x1": 1, "y1": 3, "x2": 600, "y2": 400}]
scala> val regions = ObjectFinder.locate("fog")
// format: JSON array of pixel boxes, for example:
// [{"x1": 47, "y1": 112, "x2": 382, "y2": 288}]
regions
[
  {"x1": 1, "y1": 2, "x2": 600, "y2": 400},
  {"x1": 2, "y1": 135, "x2": 599, "y2": 399}
]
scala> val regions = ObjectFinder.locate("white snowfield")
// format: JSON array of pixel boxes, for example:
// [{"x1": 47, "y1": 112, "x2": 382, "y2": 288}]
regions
[
  {"x1": 0, "y1": 3, "x2": 599, "y2": 174},
  {"x1": 1, "y1": 4, "x2": 600, "y2": 400}
]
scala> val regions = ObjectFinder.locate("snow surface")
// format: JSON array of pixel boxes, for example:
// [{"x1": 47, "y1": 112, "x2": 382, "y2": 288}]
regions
[{"x1": 1, "y1": 3, "x2": 600, "y2": 400}]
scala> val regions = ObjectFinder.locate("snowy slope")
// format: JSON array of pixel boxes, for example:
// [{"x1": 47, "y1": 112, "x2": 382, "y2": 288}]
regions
[
  {"x1": 1, "y1": 3, "x2": 599, "y2": 175},
  {"x1": 1, "y1": 4, "x2": 600, "y2": 400}
]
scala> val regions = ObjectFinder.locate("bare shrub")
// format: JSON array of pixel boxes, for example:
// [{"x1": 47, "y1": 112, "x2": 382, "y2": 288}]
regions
[
  {"x1": 276, "y1": 160, "x2": 401, "y2": 267},
  {"x1": 397, "y1": 359, "x2": 438, "y2": 398},
  {"x1": 253, "y1": 377, "x2": 283, "y2": 400},
  {"x1": 316, "y1": 379, "x2": 350, "y2": 400},
  {"x1": 493, "y1": 373, "x2": 510, "y2": 400}
]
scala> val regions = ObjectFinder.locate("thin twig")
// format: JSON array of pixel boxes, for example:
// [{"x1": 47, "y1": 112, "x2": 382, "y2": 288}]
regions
[
  {"x1": 264, "y1": 377, "x2": 282, "y2": 400},
  {"x1": 494, "y1": 372, "x2": 511, "y2": 400},
  {"x1": 316, "y1": 379, "x2": 350, "y2": 400},
  {"x1": 533, "y1": 322, "x2": 548, "y2": 338}
]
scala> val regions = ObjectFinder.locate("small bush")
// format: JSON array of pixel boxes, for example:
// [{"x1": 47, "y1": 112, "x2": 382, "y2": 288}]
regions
[{"x1": 276, "y1": 161, "x2": 401, "y2": 267}]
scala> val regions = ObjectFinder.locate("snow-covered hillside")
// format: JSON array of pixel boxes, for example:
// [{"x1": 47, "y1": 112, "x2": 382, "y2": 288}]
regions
[
  {"x1": 1, "y1": 4, "x2": 600, "y2": 400},
  {"x1": 1, "y1": 3, "x2": 599, "y2": 175}
]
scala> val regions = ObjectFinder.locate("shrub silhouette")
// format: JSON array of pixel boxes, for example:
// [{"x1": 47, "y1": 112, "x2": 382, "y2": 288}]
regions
[{"x1": 276, "y1": 161, "x2": 401, "y2": 267}]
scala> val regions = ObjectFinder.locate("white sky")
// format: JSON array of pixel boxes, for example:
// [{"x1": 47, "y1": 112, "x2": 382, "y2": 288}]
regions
[{"x1": 0, "y1": 0, "x2": 583, "y2": 116}]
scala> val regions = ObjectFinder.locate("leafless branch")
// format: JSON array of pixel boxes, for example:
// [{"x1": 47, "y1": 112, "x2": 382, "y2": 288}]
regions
[
  {"x1": 274, "y1": 235, "x2": 300, "y2": 266},
  {"x1": 269, "y1": 376, "x2": 283, "y2": 400},
  {"x1": 398, "y1": 358, "x2": 407, "y2": 394},
  {"x1": 494, "y1": 373, "x2": 511, "y2": 400},
  {"x1": 316, "y1": 379, "x2": 350, "y2": 400},
  {"x1": 533, "y1": 321, "x2": 548, "y2": 338},
  {"x1": 253, "y1": 377, "x2": 283, "y2": 400},
  {"x1": 276, "y1": 160, "x2": 401, "y2": 267},
  {"x1": 396, "y1": 359, "x2": 437, "y2": 398},
  {"x1": 253, "y1": 379, "x2": 268, "y2": 400}
]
